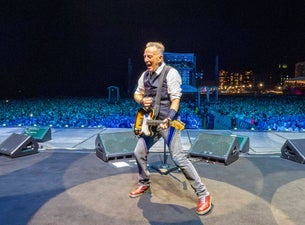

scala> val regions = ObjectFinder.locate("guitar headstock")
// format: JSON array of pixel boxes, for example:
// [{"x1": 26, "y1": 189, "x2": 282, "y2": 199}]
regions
[{"x1": 171, "y1": 120, "x2": 185, "y2": 130}]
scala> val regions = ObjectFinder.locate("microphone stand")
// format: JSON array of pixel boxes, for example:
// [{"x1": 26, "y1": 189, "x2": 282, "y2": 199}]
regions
[{"x1": 150, "y1": 139, "x2": 179, "y2": 175}]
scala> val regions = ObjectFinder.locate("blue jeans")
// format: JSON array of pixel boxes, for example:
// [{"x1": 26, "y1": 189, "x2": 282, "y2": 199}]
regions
[{"x1": 133, "y1": 126, "x2": 207, "y2": 197}]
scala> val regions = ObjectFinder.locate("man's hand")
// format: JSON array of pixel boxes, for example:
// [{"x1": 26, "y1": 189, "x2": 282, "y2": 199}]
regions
[
  {"x1": 142, "y1": 97, "x2": 153, "y2": 108},
  {"x1": 159, "y1": 118, "x2": 170, "y2": 130}
]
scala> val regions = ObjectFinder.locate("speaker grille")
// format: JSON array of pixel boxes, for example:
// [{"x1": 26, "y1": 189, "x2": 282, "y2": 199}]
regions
[
  {"x1": 100, "y1": 132, "x2": 137, "y2": 154},
  {"x1": 0, "y1": 134, "x2": 29, "y2": 153},
  {"x1": 95, "y1": 131, "x2": 137, "y2": 162},
  {"x1": 189, "y1": 133, "x2": 239, "y2": 165},
  {"x1": 0, "y1": 133, "x2": 39, "y2": 158}
]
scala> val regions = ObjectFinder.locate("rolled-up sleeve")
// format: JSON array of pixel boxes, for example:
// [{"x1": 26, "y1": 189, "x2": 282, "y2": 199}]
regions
[
  {"x1": 167, "y1": 68, "x2": 182, "y2": 101},
  {"x1": 134, "y1": 72, "x2": 146, "y2": 95}
]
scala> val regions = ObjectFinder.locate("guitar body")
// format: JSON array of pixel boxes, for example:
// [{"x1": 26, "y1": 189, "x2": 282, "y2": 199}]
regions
[
  {"x1": 134, "y1": 107, "x2": 185, "y2": 136},
  {"x1": 134, "y1": 108, "x2": 155, "y2": 136}
]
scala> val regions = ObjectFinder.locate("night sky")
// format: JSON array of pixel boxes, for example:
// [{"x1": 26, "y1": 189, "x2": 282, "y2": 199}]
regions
[{"x1": 1, "y1": 0, "x2": 305, "y2": 98}]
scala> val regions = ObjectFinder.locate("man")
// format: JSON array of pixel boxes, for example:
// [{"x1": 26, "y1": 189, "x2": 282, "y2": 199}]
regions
[{"x1": 129, "y1": 42, "x2": 212, "y2": 215}]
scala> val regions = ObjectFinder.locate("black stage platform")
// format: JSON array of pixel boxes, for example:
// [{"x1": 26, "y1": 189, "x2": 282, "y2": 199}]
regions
[{"x1": 1, "y1": 150, "x2": 305, "y2": 225}]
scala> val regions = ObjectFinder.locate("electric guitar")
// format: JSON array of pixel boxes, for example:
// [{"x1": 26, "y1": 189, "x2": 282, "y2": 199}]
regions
[{"x1": 134, "y1": 107, "x2": 185, "y2": 136}]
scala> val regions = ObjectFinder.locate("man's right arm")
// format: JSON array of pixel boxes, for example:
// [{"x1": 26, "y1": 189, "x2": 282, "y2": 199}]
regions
[
  {"x1": 134, "y1": 93, "x2": 144, "y2": 104},
  {"x1": 134, "y1": 71, "x2": 153, "y2": 108},
  {"x1": 134, "y1": 72, "x2": 145, "y2": 104}
]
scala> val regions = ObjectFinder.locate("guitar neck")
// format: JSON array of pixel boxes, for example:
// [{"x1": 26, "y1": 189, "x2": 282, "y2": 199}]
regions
[
  {"x1": 146, "y1": 120, "x2": 165, "y2": 126},
  {"x1": 145, "y1": 119, "x2": 185, "y2": 131}
]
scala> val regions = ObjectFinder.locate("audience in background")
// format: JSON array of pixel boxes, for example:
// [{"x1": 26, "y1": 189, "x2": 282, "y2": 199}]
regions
[
  {"x1": 0, "y1": 96, "x2": 305, "y2": 132},
  {"x1": 0, "y1": 98, "x2": 201, "y2": 129},
  {"x1": 212, "y1": 96, "x2": 305, "y2": 132}
]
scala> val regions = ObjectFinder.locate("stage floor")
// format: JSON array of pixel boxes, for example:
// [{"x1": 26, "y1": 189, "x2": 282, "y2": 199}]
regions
[{"x1": 1, "y1": 128, "x2": 305, "y2": 225}]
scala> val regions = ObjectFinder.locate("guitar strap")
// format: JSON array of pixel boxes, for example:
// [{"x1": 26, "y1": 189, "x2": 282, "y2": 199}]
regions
[{"x1": 153, "y1": 65, "x2": 171, "y2": 119}]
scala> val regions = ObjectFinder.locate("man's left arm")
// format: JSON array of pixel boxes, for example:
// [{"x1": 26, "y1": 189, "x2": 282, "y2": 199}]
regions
[
  {"x1": 160, "y1": 68, "x2": 182, "y2": 129},
  {"x1": 167, "y1": 68, "x2": 182, "y2": 120},
  {"x1": 167, "y1": 98, "x2": 180, "y2": 120},
  {"x1": 170, "y1": 98, "x2": 180, "y2": 112}
]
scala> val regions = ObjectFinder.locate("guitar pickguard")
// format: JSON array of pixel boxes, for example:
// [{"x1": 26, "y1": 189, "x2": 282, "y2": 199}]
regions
[{"x1": 134, "y1": 108, "x2": 155, "y2": 136}]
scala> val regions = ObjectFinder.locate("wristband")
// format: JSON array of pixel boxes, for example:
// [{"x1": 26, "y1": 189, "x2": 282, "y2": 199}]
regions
[{"x1": 167, "y1": 109, "x2": 177, "y2": 120}]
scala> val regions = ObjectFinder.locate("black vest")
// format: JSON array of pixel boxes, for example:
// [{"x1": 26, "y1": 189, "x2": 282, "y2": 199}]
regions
[{"x1": 143, "y1": 65, "x2": 175, "y2": 120}]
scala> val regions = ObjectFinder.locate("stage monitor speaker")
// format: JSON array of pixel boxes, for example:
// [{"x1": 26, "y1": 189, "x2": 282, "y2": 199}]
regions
[
  {"x1": 0, "y1": 133, "x2": 39, "y2": 158},
  {"x1": 23, "y1": 127, "x2": 52, "y2": 142},
  {"x1": 95, "y1": 131, "x2": 137, "y2": 162},
  {"x1": 281, "y1": 139, "x2": 305, "y2": 164},
  {"x1": 236, "y1": 135, "x2": 250, "y2": 153},
  {"x1": 189, "y1": 133, "x2": 239, "y2": 165}
]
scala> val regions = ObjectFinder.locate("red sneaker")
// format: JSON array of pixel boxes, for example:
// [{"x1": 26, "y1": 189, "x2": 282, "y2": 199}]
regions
[
  {"x1": 196, "y1": 192, "x2": 212, "y2": 215},
  {"x1": 129, "y1": 185, "x2": 150, "y2": 198}
]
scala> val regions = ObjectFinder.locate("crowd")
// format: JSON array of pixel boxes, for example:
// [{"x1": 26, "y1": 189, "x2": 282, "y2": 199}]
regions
[
  {"x1": 1, "y1": 95, "x2": 305, "y2": 132},
  {"x1": 213, "y1": 95, "x2": 305, "y2": 132},
  {"x1": 0, "y1": 97, "x2": 201, "y2": 129}
]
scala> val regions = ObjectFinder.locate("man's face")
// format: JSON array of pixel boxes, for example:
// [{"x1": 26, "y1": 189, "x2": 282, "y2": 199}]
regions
[{"x1": 143, "y1": 46, "x2": 163, "y2": 72}]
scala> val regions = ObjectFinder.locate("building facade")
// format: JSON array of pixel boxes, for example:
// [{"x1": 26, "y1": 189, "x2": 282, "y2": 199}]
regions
[
  {"x1": 218, "y1": 70, "x2": 255, "y2": 94},
  {"x1": 283, "y1": 61, "x2": 305, "y2": 95},
  {"x1": 295, "y1": 61, "x2": 305, "y2": 77}
]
